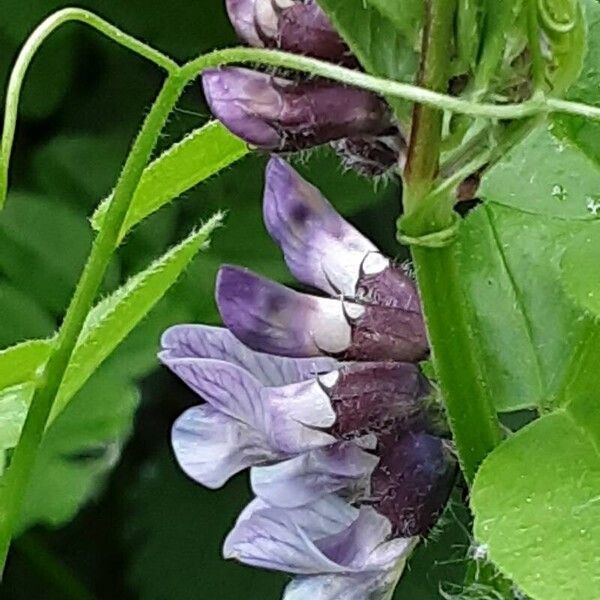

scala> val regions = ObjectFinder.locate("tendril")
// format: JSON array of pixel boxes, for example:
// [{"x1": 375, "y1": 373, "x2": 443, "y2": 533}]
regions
[{"x1": 538, "y1": 0, "x2": 578, "y2": 33}]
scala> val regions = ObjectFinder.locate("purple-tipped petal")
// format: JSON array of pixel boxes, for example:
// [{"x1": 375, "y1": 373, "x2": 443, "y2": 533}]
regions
[
  {"x1": 216, "y1": 265, "x2": 427, "y2": 362},
  {"x1": 172, "y1": 405, "x2": 277, "y2": 488},
  {"x1": 264, "y1": 156, "x2": 382, "y2": 296},
  {"x1": 371, "y1": 432, "x2": 457, "y2": 537},
  {"x1": 324, "y1": 362, "x2": 432, "y2": 439},
  {"x1": 226, "y1": 0, "x2": 264, "y2": 46},
  {"x1": 216, "y1": 265, "x2": 355, "y2": 357},
  {"x1": 202, "y1": 67, "x2": 392, "y2": 151},
  {"x1": 250, "y1": 443, "x2": 379, "y2": 507},
  {"x1": 263, "y1": 158, "x2": 424, "y2": 318},
  {"x1": 160, "y1": 324, "x2": 338, "y2": 386}
]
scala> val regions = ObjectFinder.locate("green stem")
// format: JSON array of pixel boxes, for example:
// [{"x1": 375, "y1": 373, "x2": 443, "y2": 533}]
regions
[
  {"x1": 0, "y1": 71, "x2": 188, "y2": 574},
  {"x1": 412, "y1": 247, "x2": 503, "y2": 484},
  {"x1": 401, "y1": 0, "x2": 503, "y2": 483},
  {"x1": 0, "y1": 8, "x2": 178, "y2": 206}
]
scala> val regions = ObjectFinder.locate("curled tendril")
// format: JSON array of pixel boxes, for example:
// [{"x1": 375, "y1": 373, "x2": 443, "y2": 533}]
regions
[{"x1": 538, "y1": 0, "x2": 578, "y2": 33}]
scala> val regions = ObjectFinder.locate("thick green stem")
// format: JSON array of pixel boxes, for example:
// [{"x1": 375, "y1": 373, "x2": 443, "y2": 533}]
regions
[
  {"x1": 0, "y1": 72, "x2": 187, "y2": 573},
  {"x1": 401, "y1": 0, "x2": 502, "y2": 483},
  {"x1": 412, "y1": 247, "x2": 503, "y2": 482}
]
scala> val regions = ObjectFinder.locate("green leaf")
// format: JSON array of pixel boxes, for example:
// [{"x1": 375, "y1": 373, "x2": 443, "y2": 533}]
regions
[
  {"x1": 553, "y1": 0, "x2": 600, "y2": 164},
  {"x1": 316, "y1": 0, "x2": 417, "y2": 118},
  {"x1": 0, "y1": 340, "x2": 52, "y2": 391},
  {"x1": 365, "y1": 0, "x2": 423, "y2": 43},
  {"x1": 0, "y1": 384, "x2": 33, "y2": 451},
  {"x1": 16, "y1": 370, "x2": 139, "y2": 531},
  {"x1": 480, "y1": 125, "x2": 600, "y2": 220},
  {"x1": 52, "y1": 213, "x2": 223, "y2": 418},
  {"x1": 457, "y1": 202, "x2": 592, "y2": 412},
  {"x1": 561, "y1": 223, "x2": 600, "y2": 315},
  {"x1": 471, "y1": 407, "x2": 600, "y2": 600},
  {"x1": 126, "y1": 449, "x2": 284, "y2": 600},
  {"x1": 91, "y1": 122, "x2": 247, "y2": 238}
]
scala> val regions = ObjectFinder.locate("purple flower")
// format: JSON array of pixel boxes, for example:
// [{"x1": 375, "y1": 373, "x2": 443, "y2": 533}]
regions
[
  {"x1": 224, "y1": 495, "x2": 418, "y2": 599},
  {"x1": 162, "y1": 327, "x2": 431, "y2": 487},
  {"x1": 225, "y1": 0, "x2": 354, "y2": 65},
  {"x1": 202, "y1": 67, "x2": 394, "y2": 151},
  {"x1": 216, "y1": 158, "x2": 428, "y2": 361},
  {"x1": 163, "y1": 158, "x2": 455, "y2": 599}
]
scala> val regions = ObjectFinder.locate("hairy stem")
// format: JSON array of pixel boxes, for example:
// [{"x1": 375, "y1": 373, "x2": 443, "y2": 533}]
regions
[
  {"x1": 401, "y1": 0, "x2": 503, "y2": 483},
  {"x1": 0, "y1": 72, "x2": 188, "y2": 573}
]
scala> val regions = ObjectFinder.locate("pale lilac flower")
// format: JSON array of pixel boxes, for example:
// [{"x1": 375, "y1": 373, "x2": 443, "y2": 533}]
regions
[
  {"x1": 224, "y1": 495, "x2": 418, "y2": 600},
  {"x1": 225, "y1": 431, "x2": 455, "y2": 599},
  {"x1": 202, "y1": 67, "x2": 394, "y2": 151},
  {"x1": 162, "y1": 328, "x2": 430, "y2": 488}
]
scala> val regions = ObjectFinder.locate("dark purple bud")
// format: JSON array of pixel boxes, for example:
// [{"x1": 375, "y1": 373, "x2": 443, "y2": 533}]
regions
[
  {"x1": 226, "y1": 0, "x2": 354, "y2": 65},
  {"x1": 332, "y1": 130, "x2": 408, "y2": 177},
  {"x1": 202, "y1": 67, "x2": 393, "y2": 151},
  {"x1": 322, "y1": 362, "x2": 432, "y2": 439},
  {"x1": 277, "y1": 1, "x2": 357, "y2": 66},
  {"x1": 370, "y1": 432, "x2": 457, "y2": 537},
  {"x1": 216, "y1": 265, "x2": 428, "y2": 362}
]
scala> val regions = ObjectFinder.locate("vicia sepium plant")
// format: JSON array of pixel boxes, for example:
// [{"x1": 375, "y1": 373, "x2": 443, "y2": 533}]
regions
[{"x1": 1, "y1": 1, "x2": 600, "y2": 599}]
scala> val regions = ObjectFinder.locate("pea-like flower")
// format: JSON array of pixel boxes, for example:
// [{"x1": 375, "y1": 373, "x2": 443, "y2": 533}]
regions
[
  {"x1": 214, "y1": 1, "x2": 407, "y2": 173},
  {"x1": 202, "y1": 67, "x2": 395, "y2": 152},
  {"x1": 162, "y1": 158, "x2": 455, "y2": 599},
  {"x1": 217, "y1": 158, "x2": 428, "y2": 360}
]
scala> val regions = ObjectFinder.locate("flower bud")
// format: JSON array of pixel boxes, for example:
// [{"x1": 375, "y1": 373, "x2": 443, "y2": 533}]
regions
[
  {"x1": 202, "y1": 67, "x2": 393, "y2": 151},
  {"x1": 225, "y1": 0, "x2": 354, "y2": 65}
]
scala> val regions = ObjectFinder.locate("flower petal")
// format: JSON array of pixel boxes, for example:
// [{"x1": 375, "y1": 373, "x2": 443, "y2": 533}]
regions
[
  {"x1": 171, "y1": 405, "x2": 277, "y2": 488},
  {"x1": 164, "y1": 357, "x2": 335, "y2": 454},
  {"x1": 263, "y1": 156, "x2": 383, "y2": 296},
  {"x1": 283, "y1": 565, "x2": 408, "y2": 600},
  {"x1": 161, "y1": 357, "x2": 264, "y2": 424},
  {"x1": 216, "y1": 265, "x2": 355, "y2": 357},
  {"x1": 225, "y1": 0, "x2": 264, "y2": 46},
  {"x1": 223, "y1": 495, "x2": 357, "y2": 574},
  {"x1": 160, "y1": 324, "x2": 337, "y2": 386},
  {"x1": 250, "y1": 443, "x2": 379, "y2": 507}
]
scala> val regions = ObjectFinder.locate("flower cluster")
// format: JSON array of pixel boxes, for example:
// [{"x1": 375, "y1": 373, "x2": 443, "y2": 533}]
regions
[
  {"x1": 202, "y1": 0, "x2": 407, "y2": 176},
  {"x1": 161, "y1": 157, "x2": 456, "y2": 599}
]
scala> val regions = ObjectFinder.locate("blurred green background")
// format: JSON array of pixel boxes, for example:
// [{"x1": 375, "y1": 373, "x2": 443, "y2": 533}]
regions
[{"x1": 0, "y1": 2, "x2": 468, "y2": 597}]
